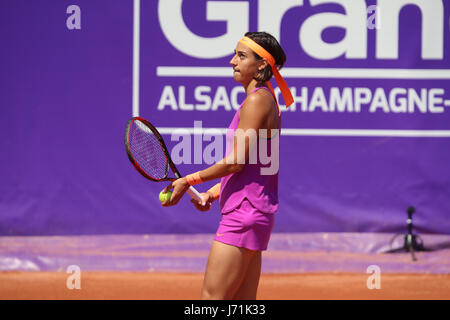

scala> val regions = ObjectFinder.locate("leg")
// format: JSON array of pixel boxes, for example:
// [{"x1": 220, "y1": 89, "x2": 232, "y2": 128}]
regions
[
  {"x1": 201, "y1": 241, "x2": 256, "y2": 300},
  {"x1": 232, "y1": 251, "x2": 261, "y2": 300}
]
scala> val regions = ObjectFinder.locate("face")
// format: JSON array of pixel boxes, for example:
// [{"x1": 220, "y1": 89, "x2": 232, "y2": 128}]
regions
[{"x1": 230, "y1": 42, "x2": 267, "y2": 85}]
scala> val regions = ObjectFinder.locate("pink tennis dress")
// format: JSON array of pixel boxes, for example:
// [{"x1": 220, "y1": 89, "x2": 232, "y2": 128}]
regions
[{"x1": 214, "y1": 87, "x2": 280, "y2": 251}]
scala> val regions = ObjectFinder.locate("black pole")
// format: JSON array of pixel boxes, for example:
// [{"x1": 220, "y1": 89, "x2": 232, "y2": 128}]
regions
[
  {"x1": 405, "y1": 206, "x2": 417, "y2": 261},
  {"x1": 407, "y1": 206, "x2": 415, "y2": 237},
  {"x1": 385, "y1": 206, "x2": 430, "y2": 260}
]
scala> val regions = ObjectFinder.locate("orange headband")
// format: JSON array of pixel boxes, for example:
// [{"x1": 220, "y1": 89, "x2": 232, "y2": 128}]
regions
[{"x1": 239, "y1": 36, "x2": 294, "y2": 109}]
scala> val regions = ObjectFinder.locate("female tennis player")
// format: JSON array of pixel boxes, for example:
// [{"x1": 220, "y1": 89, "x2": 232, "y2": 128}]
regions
[{"x1": 161, "y1": 31, "x2": 293, "y2": 300}]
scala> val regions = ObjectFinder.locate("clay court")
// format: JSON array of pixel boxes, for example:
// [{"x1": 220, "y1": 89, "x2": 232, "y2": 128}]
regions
[
  {"x1": 1, "y1": 233, "x2": 449, "y2": 300},
  {"x1": 1, "y1": 272, "x2": 449, "y2": 300}
]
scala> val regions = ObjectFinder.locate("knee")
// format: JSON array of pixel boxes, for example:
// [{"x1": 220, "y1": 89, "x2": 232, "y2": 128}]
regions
[
  {"x1": 200, "y1": 289, "x2": 214, "y2": 300},
  {"x1": 201, "y1": 287, "x2": 227, "y2": 300}
]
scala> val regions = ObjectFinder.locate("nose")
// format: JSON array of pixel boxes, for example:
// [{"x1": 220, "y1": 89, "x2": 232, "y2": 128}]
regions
[{"x1": 230, "y1": 54, "x2": 237, "y2": 66}]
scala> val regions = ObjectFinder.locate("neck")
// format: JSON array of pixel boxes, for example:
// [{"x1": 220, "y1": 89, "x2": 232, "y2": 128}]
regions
[{"x1": 244, "y1": 79, "x2": 266, "y2": 96}]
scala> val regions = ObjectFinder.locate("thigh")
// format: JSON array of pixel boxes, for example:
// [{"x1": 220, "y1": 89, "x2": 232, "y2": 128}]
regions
[
  {"x1": 233, "y1": 251, "x2": 261, "y2": 300},
  {"x1": 201, "y1": 240, "x2": 256, "y2": 300}
]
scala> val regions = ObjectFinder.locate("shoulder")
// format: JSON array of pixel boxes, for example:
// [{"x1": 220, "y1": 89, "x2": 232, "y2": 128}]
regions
[{"x1": 241, "y1": 89, "x2": 275, "y2": 116}]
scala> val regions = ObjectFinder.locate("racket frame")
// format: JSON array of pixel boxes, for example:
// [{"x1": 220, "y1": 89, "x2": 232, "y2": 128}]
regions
[{"x1": 125, "y1": 117, "x2": 203, "y2": 202}]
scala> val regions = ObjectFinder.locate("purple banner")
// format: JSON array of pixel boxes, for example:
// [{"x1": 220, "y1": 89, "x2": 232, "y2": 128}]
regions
[{"x1": 1, "y1": 0, "x2": 449, "y2": 235}]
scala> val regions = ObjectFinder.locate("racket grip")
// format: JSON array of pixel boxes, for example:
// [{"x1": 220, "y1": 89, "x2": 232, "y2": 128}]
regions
[{"x1": 187, "y1": 186, "x2": 203, "y2": 203}]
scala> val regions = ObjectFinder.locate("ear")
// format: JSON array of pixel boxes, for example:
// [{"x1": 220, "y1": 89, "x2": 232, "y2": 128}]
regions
[{"x1": 258, "y1": 59, "x2": 269, "y2": 71}]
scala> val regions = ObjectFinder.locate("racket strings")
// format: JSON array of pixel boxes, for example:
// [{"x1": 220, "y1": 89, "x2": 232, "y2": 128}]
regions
[{"x1": 129, "y1": 120, "x2": 169, "y2": 180}]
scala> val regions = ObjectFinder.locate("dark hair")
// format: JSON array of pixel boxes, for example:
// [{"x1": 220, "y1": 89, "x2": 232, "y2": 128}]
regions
[{"x1": 244, "y1": 31, "x2": 286, "y2": 83}]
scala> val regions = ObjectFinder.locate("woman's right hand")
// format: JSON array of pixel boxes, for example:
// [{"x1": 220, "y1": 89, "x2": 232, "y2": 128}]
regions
[{"x1": 190, "y1": 192, "x2": 214, "y2": 212}]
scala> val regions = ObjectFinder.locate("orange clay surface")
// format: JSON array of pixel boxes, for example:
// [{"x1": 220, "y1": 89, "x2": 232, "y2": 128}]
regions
[{"x1": 0, "y1": 272, "x2": 449, "y2": 300}]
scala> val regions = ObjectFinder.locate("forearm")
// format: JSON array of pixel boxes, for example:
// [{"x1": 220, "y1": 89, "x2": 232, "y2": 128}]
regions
[
  {"x1": 184, "y1": 140, "x2": 246, "y2": 187},
  {"x1": 183, "y1": 154, "x2": 242, "y2": 195},
  {"x1": 197, "y1": 159, "x2": 243, "y2": 183}
]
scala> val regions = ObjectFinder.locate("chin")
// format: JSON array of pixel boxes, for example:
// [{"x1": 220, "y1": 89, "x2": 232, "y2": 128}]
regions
[{"x1": 233, "y1": 73, "x2": 248, "y2": 85}]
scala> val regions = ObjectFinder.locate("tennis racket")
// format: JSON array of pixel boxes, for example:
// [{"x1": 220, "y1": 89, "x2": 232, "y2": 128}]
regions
[{"x1": 124, "y1": 116, "x2": 203, "y2": 202}]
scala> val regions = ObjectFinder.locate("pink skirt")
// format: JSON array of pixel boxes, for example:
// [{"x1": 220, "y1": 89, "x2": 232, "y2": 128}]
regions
[{"x1": 214, "y1": 199, "x2": 275, "y2": 251}]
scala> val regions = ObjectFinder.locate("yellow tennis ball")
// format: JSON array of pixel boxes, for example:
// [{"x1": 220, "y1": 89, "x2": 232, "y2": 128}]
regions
[{"x1": 159, "y1": 191, "x2": 172, "y2": 202}]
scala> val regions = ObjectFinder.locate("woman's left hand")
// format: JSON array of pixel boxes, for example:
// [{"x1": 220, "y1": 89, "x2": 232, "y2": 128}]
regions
[{"x1": 160, "y1": 177, "x2": 190, "y2": 207}]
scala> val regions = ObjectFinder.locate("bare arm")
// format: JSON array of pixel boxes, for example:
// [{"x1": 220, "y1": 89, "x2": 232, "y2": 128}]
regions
[
  {"x1": 196, "y1": 92, "x2": 273, "y2": 181},
  {"x1": 161, "y1": 90, "x2": 274, "y2": 206}
]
